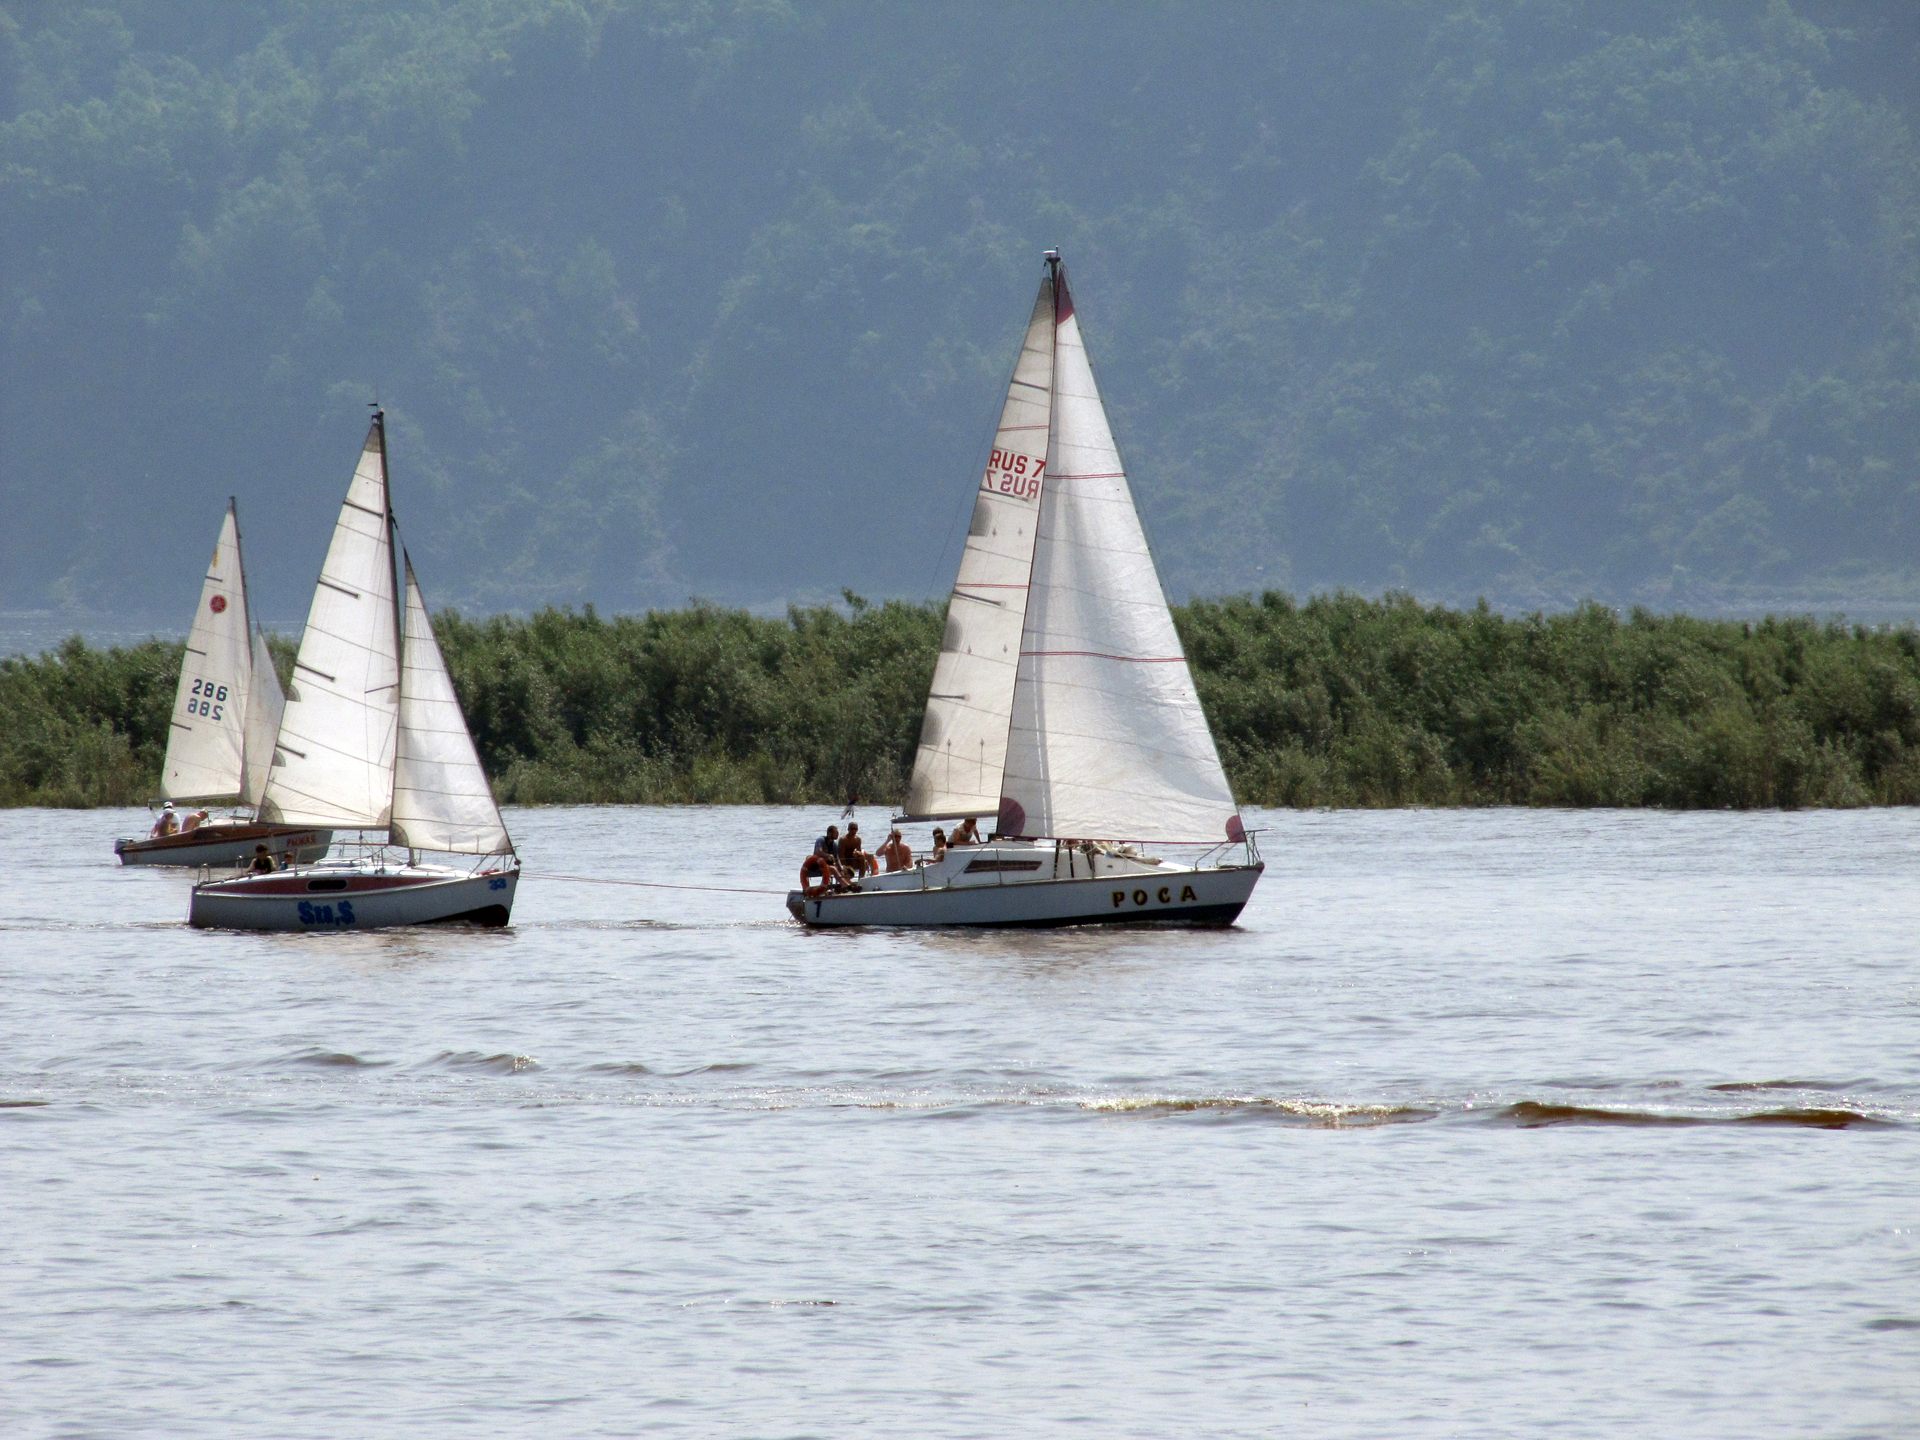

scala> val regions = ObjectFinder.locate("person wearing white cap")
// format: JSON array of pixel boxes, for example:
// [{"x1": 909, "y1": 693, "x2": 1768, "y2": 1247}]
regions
[{"x1": 149, "y1": 802, "x2": 178, "y2": 839}]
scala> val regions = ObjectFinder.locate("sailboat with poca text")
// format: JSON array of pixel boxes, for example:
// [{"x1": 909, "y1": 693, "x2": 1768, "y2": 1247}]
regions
[
  {"x1": 189, "y1": 414, "x2": 518, "y2": 930},
  {"x1": 787, "y1": 252, "x2": 1262, "y2": 927},
  {"x1": 114, "y1": 501, "x2": 332, "y2": 868}
]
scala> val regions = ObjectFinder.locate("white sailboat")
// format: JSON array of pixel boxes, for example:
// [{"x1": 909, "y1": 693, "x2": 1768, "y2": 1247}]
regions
[
  {"x1": 189, "y1": 415, "x2": 517, "y2": 930},
  {"x1": 115, "y1": 502, "x2": 332, "y2": 867},
  {"x1": 789, "y1": 253, "x2": 1262, "y2": 927}
]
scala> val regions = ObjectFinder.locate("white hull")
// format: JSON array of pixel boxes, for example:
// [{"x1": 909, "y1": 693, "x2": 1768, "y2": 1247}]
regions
[
  {"x1": 116, "y1": 825, "x2": 333, "y2": 869},
  {"x1": 788, "y1": 845, "x2": 1261, "y2": 928},
  {"x1": 189, "y1": 862, "x2": 517, "y2": 931}
]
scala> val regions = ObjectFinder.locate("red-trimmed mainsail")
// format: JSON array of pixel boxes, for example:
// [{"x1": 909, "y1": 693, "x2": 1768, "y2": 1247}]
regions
[{"x1": 902, "y1": 267, "x2": 1057, "y2": 820}]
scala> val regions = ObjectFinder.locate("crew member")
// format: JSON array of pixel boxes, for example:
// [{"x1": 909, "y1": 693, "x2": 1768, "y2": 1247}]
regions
[{"x1": 877, "y1": 829, "x2": 913, "y2": 872}]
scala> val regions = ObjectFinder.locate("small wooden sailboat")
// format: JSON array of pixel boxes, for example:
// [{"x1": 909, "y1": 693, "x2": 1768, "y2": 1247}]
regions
[
  {"x1": 115, "y1": 502, "x2": 332, "y2": 867},
  {"x1": 789, "y1": 253, "x2": 1262, "y2": 927},
  {"x1": 189, "y1": 415, "x2": 517, "y2": 930}
]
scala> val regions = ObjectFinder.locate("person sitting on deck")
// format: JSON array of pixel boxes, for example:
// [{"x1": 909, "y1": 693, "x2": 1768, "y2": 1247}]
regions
[
  {"x1": 180, "y1": 809, "x2": 210, "y2": 835},
  {"x1": 877, "y1": 829, "x2": 913, "y2": 872},
  {"x1": 929, "y1": 827, "x2": 948, "y2": 862},
  {"x1": 813, "y1": 824, "x2": 853, "y2": 886},
  {"x1": 949, "y1": 816, "x2": 981, "y2": 847},
  {"x1": 248, "y1": 844, "x2": 277, "y2": 875},
  {"x1": 150, "y1": 803, "x2": 178, "y2": 839},
  {"x1": 837, "y1": 822, "x2": 874, "y2": 877}
]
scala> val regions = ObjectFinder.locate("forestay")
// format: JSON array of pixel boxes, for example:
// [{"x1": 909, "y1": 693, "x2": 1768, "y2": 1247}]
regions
[
  {"x1": 391, "y1": 557, "x2": 513, "y2": 855},
  {"x1": 162, "y1": 505, "x2": 257, "y2": 805},
  {"x1": 903, "y1": 275, "x2": 1056, "y2": 820},
  {"x1": 998, "y1": 266, "x2": 1240, "y2": 844},
  {"x1": 260, "y1": 421, "x2": 401, "y2": 830}
]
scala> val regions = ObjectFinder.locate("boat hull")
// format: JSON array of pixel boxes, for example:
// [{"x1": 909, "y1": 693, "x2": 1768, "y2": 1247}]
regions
[
  {"x1": 787, "y1": 862, "x2": 1261, "y2": 928},
  {"x1": 189, "y1": 865, "x2": 517, "y2": 931},
  {"x1": 116, "y1": 824, "x2": 333, "y2": 869}
]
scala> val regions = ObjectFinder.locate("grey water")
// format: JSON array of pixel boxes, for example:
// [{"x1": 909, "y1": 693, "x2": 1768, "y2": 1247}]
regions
[{"x1": 3, "y1": 806, "x2": 1916, "y2": 1439}]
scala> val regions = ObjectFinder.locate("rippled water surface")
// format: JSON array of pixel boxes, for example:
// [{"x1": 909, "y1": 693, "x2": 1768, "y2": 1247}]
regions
[{"x1": 4, "y1": 806, "x2": 1918, "y2": 1438}]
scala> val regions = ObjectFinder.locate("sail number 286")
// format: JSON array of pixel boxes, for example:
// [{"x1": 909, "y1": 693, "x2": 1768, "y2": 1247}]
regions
[{"x1": 185, "y1": 677, "x2": 228, "y2": 721}]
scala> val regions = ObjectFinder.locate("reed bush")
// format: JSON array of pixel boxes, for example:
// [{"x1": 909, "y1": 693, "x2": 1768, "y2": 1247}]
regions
[{"x1": 7, "y1": 592, "x2": 1920, "y2": 810}]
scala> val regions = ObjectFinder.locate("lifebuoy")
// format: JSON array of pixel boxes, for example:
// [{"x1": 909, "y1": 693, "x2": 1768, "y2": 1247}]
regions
[{"x1": 799, "y1": 853, "x2": 832, "y2": 897}]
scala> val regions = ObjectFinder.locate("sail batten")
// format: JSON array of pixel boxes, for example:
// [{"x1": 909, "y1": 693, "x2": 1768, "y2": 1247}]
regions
[
  {"x1": 902, "y1": 273, "x2": 1057, "y2": 821},
  {"x1": 258, "y1": 420, "x2": 401, "y2": 830}
]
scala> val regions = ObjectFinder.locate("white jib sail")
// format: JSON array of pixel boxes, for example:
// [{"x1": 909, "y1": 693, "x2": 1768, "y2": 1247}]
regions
[
  {"x1": 240, "y1": 625, "x2": 285, "y2": 809},
  {"x1": 161, "y1": 504, "x2": 254, "y2": 804},
  {"x1": 391, "y1": 556, "x2": 512, "y2": 855},
  {"x1": 999, "y1": 268, "x2": 1241, "y2": 844},
  {"x1": 903, "y1": 272, "x2": 1056, "y2": 819},
  {"x1": 259, "y1": 420, "x2": 401, "y2": 830}
]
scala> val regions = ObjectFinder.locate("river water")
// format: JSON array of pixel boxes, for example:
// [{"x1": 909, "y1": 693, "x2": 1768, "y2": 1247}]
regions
[{"x1": 3, "y1": 805, "x2": 1916, "y2": 1438}]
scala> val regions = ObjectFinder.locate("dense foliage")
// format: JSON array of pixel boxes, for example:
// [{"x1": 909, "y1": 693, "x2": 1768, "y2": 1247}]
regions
[
  {"x1": 3, "y1": 2, "x2": 1917, "y2": 623},
  {"x1": 9, "y1": 595, "x2": 1920, "y2": 809}
]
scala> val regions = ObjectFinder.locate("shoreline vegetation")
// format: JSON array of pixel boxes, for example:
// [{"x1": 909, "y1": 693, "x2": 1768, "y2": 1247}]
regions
[{"x1": 6, "y1": 592, "x2": 1920, "y2": 811}]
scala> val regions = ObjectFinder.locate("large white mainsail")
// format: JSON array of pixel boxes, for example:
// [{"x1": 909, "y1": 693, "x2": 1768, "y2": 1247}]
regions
[
  {"x1": 259, "y1": 419, "x2": 401, "y2": 830},
  {"x1": 998, "y1": 263, "x2": 1241, "y2": 843},
  {"x1": 903, "y1": 272, "x2": 1057, "y2": 819},
  {"x1": 162, "y1": 504, "x2": 259, "y2": 805},
  {"x1": 391, "y1": 555, "x2": 512, "y2": 856}
]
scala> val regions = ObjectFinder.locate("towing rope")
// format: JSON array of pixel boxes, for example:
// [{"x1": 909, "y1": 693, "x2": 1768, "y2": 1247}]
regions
[{"x1": 526, "y1": 871, "x2": 789, "y2": 897}]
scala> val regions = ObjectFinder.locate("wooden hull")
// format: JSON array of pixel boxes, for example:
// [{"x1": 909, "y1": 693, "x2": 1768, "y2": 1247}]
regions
[
  {"x1": 787, "y1": 861, "x2": 1261, "y2": 928},
  {"x1": 189, "y1": 864, "x2": 517, "y2": 931},
  {"x1": 116, "y1": 824, "x2": 333, "y2": 869}
]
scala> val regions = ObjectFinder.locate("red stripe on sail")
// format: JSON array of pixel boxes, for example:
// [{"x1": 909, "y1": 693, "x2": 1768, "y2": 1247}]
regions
[{"x1": 1021, "y1": 650, "x2": 1185, "y2": 662}]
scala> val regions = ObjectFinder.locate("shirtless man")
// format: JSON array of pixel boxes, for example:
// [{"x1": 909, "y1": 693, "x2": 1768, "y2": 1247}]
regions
[
  {"x1": 949, "y1": 816, "x2": 980, "y2": 847},
  {"x1": 877, "y1": 829, "x2": 913, "y2": 872},
  {"x1": 929, "y1": 827, "x2": 948, "y2": 862},
  {"x1": 180, "y1": 809, "x2": 210, "y2": 835},
  {"x1": 837, "y1": 822, "x2": 872, "y2": 878}
]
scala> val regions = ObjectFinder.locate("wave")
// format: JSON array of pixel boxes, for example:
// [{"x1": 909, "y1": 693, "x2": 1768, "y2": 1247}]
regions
[
  {"x1": 1077, "y1": 1096, "x2": 1435, "y2": 1128},
  {"x1": 1493, "y1": 1101, "x2": 1895, "y2": 1130},
  {"x1": 420, "y1": 1050, "x2": 542, "y2": 1074},
  {"x1": 271, "y1": 1048, "x2": 390, "y2": 1069},
  {"x1": 1707, "y1": 1079, "x2": 1864, "y2": 1093}
]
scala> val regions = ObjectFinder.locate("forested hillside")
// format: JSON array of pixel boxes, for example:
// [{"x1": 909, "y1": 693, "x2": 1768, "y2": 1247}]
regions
[{"x1": 2, "y1": 1, "x2": 1917, "y2": 623}]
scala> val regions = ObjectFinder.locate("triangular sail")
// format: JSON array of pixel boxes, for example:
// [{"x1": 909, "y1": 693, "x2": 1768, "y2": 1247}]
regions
[
  {"x1": 391, "y1": 556, "x2": 513, "y2": 856},
  {"x1": 161, "y1": 504, "x2": 254, "y2": 805},
  {"x1": 259, "y1": 419, "x2": 401, "y2": 829},
  {"x1": 998, "y1": 263, "x2": 1241, "y2": 843},
  {"x1": 902, "y1": 273, "x2": 1056, "y2": 820},
  {"x1": 240, "y1": 625, "x2": 285, "y2": 808}
]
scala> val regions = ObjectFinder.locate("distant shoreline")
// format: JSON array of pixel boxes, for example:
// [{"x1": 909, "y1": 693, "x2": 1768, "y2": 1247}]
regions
[{"x1": 6, "y1": 592, "x2": 1919, "y2": 810}]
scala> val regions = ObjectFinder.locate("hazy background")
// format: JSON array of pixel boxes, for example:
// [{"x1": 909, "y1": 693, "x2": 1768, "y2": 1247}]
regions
[{"x1": 3, "y1": 0, "x2": 1917, "y2": 640}]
